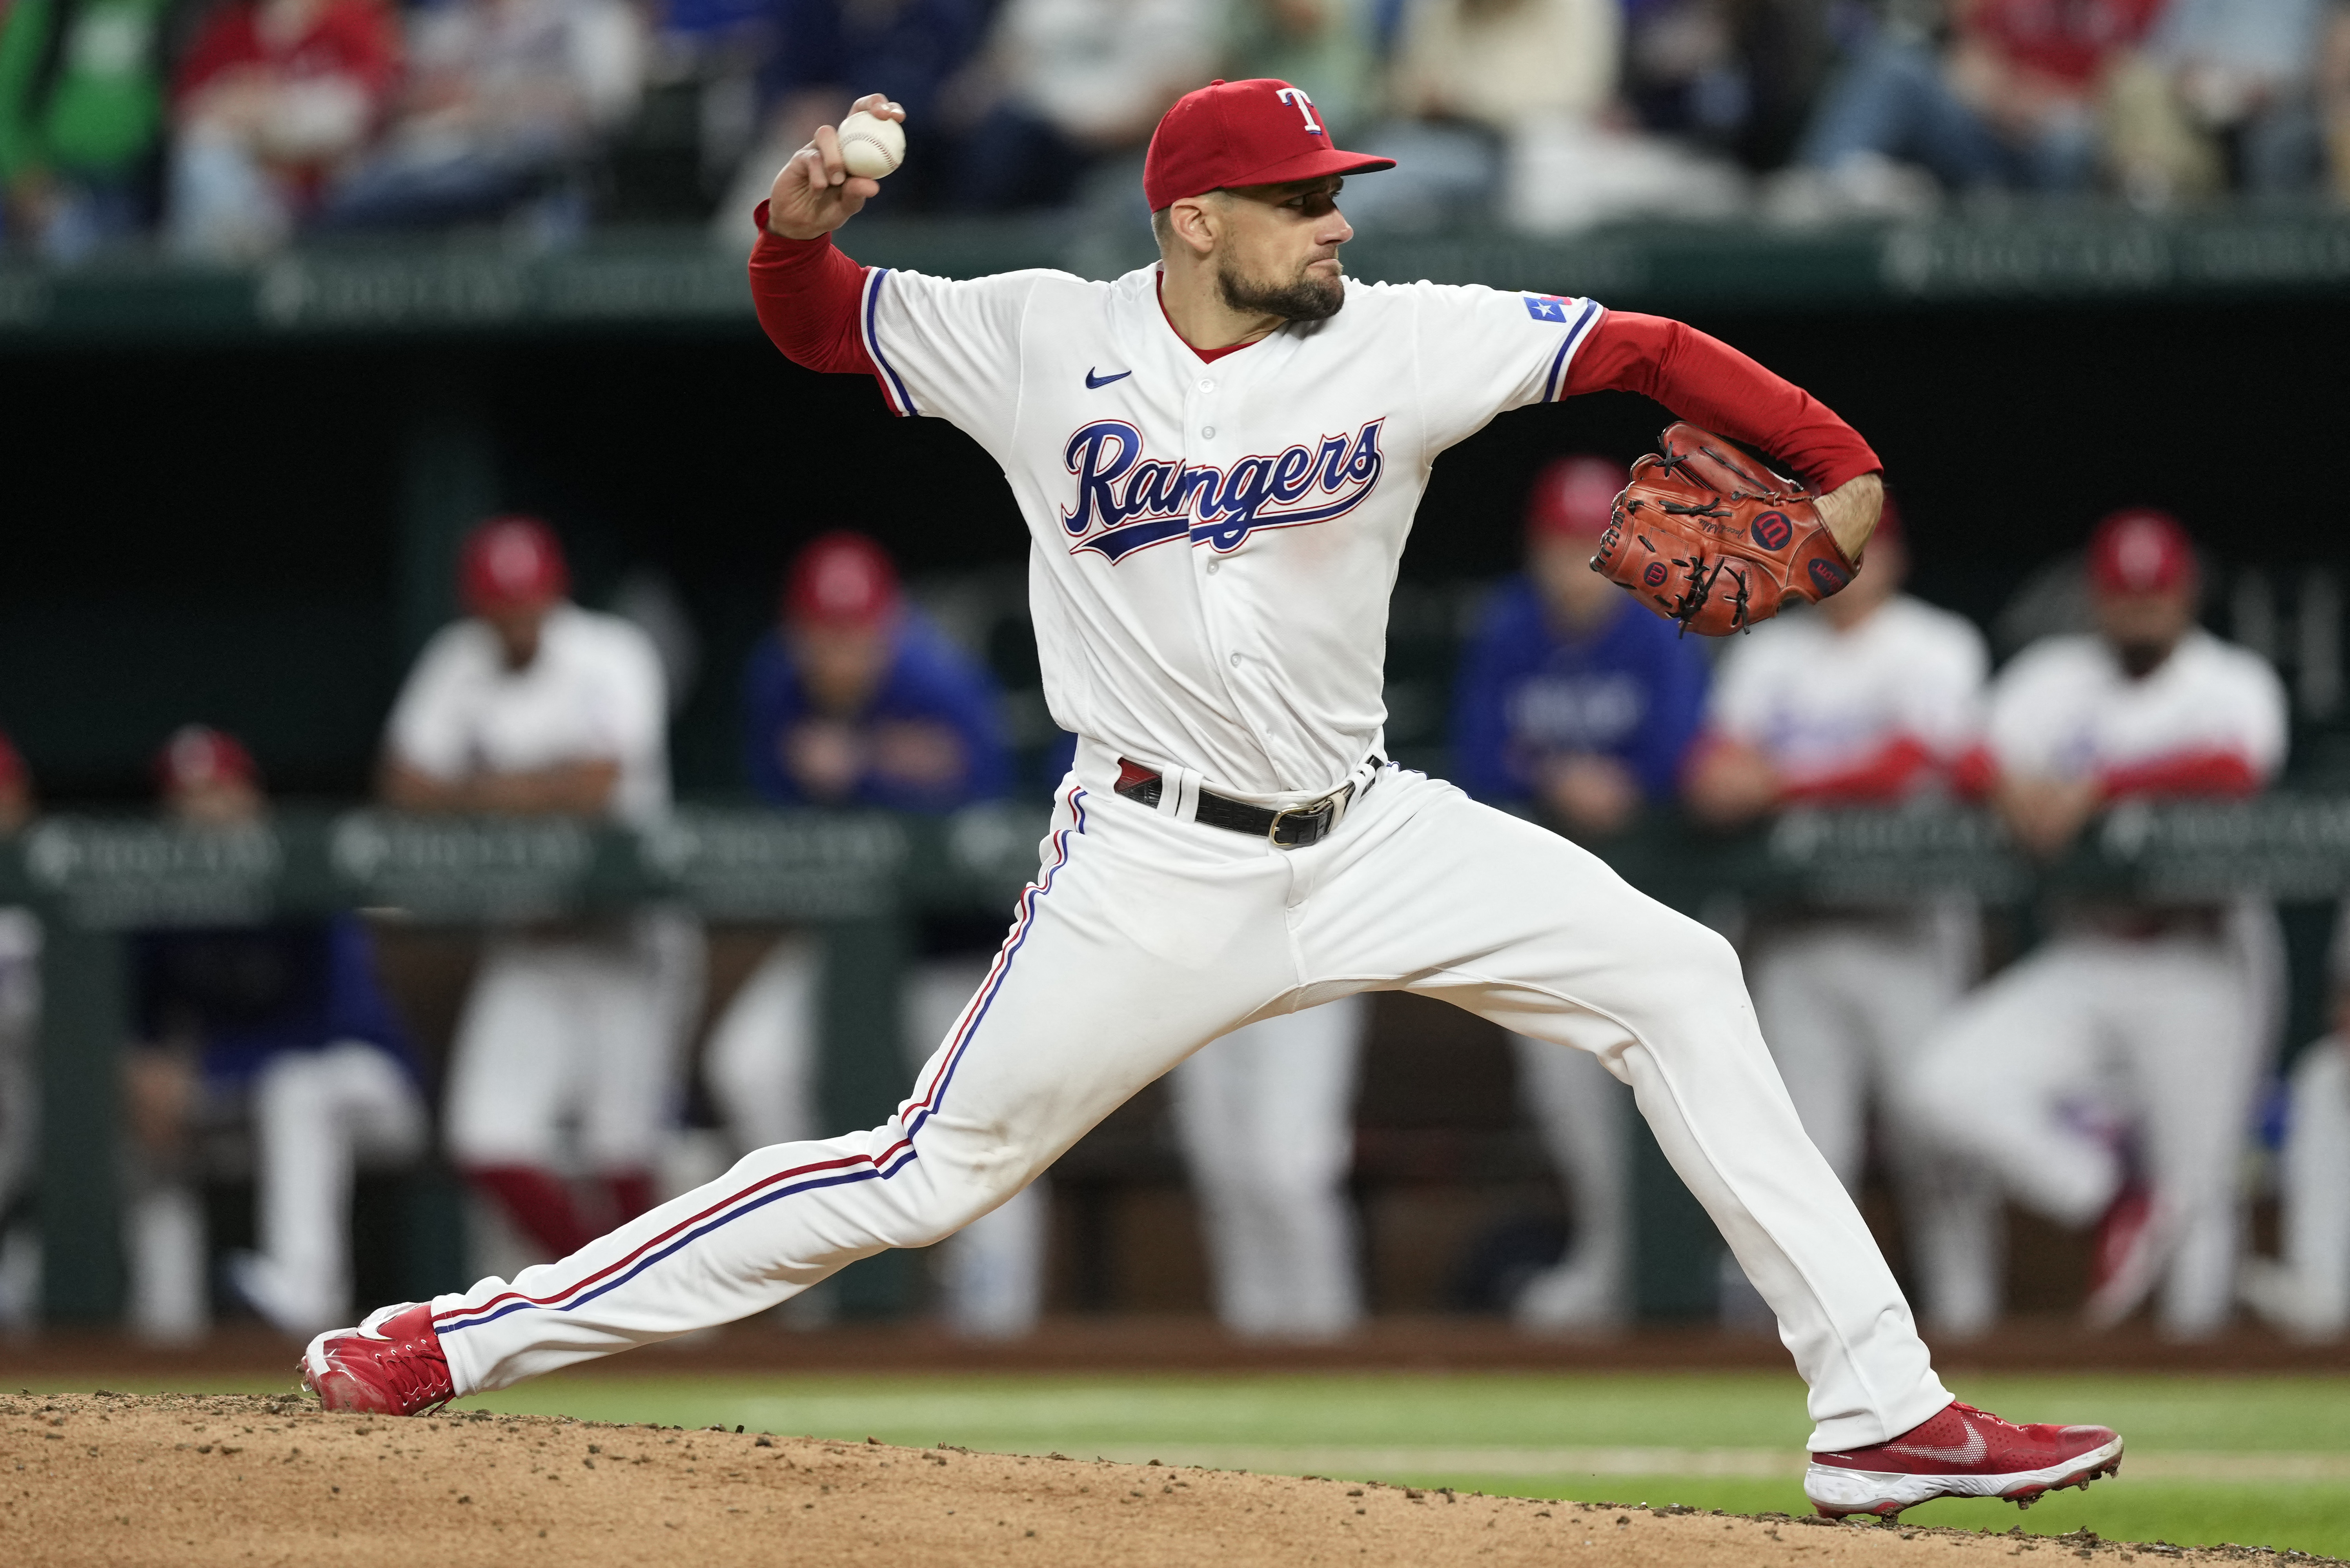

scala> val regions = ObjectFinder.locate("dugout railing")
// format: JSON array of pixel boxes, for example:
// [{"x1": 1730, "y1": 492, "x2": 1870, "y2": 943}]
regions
[{"x1": 5, "y1": 795, "x2": 2346, "y2": 1329}]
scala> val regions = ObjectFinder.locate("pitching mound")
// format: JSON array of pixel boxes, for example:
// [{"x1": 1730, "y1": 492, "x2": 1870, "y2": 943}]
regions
[{"x1": 0, "y1": 1392, "x2": 2321, "y2": 1566}]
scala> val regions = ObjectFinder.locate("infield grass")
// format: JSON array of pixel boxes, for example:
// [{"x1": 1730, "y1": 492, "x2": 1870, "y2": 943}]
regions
[{"x1": 25, "y1": 1367, "x2": 2348, "y2": 1557}]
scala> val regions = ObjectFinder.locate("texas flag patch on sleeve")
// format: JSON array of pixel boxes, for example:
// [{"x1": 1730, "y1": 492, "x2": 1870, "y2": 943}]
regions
[{"x1": 1523, "y1": 295, "x2": 1574, "y2": 322}]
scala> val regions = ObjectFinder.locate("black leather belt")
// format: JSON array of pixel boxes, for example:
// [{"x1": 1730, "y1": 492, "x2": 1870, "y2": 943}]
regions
[{"x1": 1114, "y1": 757, "x2": 1378, "y2": 848}]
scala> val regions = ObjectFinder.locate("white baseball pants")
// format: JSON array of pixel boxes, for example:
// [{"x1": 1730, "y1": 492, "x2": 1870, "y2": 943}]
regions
[
  {"x1": 443, "y1": 912, "x2": 704, "y2": 1174},
  {"x1": 1903, "y1": 927, "x2": 2265, "y2": 1337},
  {"x1": 233, "y1": 1042, "x2": 430, "y2": 1334},
  {"x1": 127, "y1": 1041, "x2": 426, "y2": 1341},
  {"x1": 2244, "y1": 1038, "x2": 2350, "y2": 1338},
  {"x1": 1509, "y1": 1033, "x2": 1631, "y2": 1330},
  {"x1": 704, "y1": 939, "x2": 1047, "y2": 1338},
  {"x1": 427, "y1": 762, "x2": 1951, "y2": 1452},
  {"x1": 1749, "y1": 912, "x2": 2003, "y2": 1337},
  {"x1": 1170, "y1": 993, "x2": 1366, "y2": 1339}
]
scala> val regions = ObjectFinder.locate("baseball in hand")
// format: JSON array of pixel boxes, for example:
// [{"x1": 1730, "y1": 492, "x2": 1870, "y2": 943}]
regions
[{"x1": 837, "y1": 110, "x2": 906, "y2": 179}]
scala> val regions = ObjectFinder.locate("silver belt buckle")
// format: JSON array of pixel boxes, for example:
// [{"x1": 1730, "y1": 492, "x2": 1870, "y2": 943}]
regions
[{"x1": 1267, "y1": 783, "x2": 1349, "y2": 848}]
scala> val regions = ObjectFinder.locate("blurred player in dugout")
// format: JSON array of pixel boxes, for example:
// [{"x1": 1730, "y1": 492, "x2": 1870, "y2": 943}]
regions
[
  {"x1": 1682, "y1": 501, "x2": 1999, "y2": 1337},
  {"x1": 381, "y1": 516, "x2": 703, "y2": 1273},
  {"x1": 1451, "y1": 456, "x2": 1708, "y2": 1332},
  {"x1": 121, "y1": 726, "x2": 429, "y2": 1341},
  {"x1": 1905, "y1": 508, "x2": 2287, "y2": 1340},
  {"x1": 2244, "y1": 900, "x2": 2350, "y2": 1341},
  {"x1": 697, "y1": 532, "x2": 1043, "y2": 1337}
]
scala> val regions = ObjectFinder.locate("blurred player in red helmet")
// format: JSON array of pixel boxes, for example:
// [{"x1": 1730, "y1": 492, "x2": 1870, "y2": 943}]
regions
[
  {"x1": 1451, "y1": 456, "x2": 1713, "y2": 1332},
  {"x1": 382, "y1": 517, "x2": 703, "y2": 1271},
  {"x1": 702, "y1": 531, "x2": 1039, "y2": 1335},
  {"x1": 1906, "y1": 508, "x2": 2287, "y2": 1337},
  {"x1": 1682, "y1": 500, "x2": 2000, "y2": 1336}
]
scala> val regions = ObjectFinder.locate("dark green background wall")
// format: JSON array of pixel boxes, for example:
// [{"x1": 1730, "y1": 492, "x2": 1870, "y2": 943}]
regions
[{"x1": 4, "y1": 297, "x2": 2341, "y2": 800}]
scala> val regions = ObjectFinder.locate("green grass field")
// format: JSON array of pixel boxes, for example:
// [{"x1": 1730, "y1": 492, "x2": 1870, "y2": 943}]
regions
[{"x1": 30, "y1": 1368, "x2": 2349, "y2": 1558}]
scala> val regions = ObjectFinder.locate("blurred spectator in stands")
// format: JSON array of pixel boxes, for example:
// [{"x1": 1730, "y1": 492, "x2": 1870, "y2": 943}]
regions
[
  {"x1": 1225, "y1": 0, "x2": 1383, "y2": 144},
  {"x1": 948, "y1": 0, "x2": 1216, "y2": 212},
  {"x1": 706, "y1": 0, "x2": 988, "y2": 231},
  {"x1": 1683, "y1": 504, "x2": 2001, "y2": 1336},
  {"x1": 1787, "y1": 0, "x2": 2164, "y2": 212},
  {"x1": 165, "y1": 0, "x2": 399, "y2": 258},
  {"x1": 2331, "y1": 2, "x2": 2350, "y2": 200},
  {"x1": 318, "y1": 0, "x2": 643, "y2": 236},
  {"x1": 1358, "y1": 0, "x2": 1618, "y2": 229},
  {"x1": 2241, "y1": 902, "x2": 2350, "y2": 1341},
  {"x1": 702, "y1": 533, "x2": 1036, "y2": 1335},
  {"x1": 382, "y1": 516, "x2": 701, "y2": 1275},
  {"x1": 1364, "y1": 0, "x2": 1749, "y2": 231},
  {"x1": 1904, "y1": 508, "x2": 2287, "y2": 1340},
  {"x1": 1449, "y1": 457, "x2": 1707, "y2": 1333},
  {"x1": 0, "y1": 0, "x2": 180, "y2": 259},
  {"x1": 2104, "y1": 0, "x2": 2344, "y2": 203},
  {"x1": 0, "y1": 730, "x2": 35, "y2": 1330},
  {"x1": 119, "y1": 726, "x2": 428, "y2": 1341},
  {"x1": 1619, "y1": 0, "x2": 1831, "y2": 171}
]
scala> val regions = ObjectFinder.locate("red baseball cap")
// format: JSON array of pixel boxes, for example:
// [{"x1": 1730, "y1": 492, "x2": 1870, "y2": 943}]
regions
[
  {"x1": 785, "y1": 531, "x2": 901, "y2": 629},
  {"x1": 1526, "y1": 456, "x2": 1628, "y2": 541},
  {"x1": 2087, "y1": 508, "x2": 2196, "y2": 595},
  {"x1": 1143, "y1": 78, "x2": 1394, "y2": 212},
  {"x1": 461, "y1": 515, "x2": 571, "y2": 614},
  {"x1": 155, "y1": 724, "x2": 258, "y2": 797}
]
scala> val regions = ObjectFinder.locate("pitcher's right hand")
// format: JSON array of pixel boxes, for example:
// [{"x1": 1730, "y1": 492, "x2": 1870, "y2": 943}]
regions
[{"x1": 766, "y1": 94, "x2": 903, "y2": 240}]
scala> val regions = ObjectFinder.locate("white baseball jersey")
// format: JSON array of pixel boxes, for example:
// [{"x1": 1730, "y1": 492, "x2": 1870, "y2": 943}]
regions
[
  {"x1": 1707, "y1": 595, "x2": 1987, "y2": 790},
  {"x1": 1986, "y1": 628, "x2": 2286, "y2": 783},
  {"x1": 859, "y1": 263, "x2": 1605, "y2": 797},
  {"x1": 386, "y1": 603, "x2": 671, "y2": 824}
]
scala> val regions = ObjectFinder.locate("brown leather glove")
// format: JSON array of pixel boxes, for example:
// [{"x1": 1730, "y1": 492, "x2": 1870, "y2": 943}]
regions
[{"x1": 1589, "y1": 422, "x2": 1858, "y2": 636}]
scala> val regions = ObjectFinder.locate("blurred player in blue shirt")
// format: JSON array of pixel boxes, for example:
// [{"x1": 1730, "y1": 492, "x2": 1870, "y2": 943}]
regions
[
  {"x1": 710, "y1": 532, "x2": 1042, "y2": 1335},
  {"x1": 741, "y1": 530, "x2": 1009, "y2": 813},
  {"x1": 1452, "y1": 456, "x2": 1709, "y2": 839},
  {"x1": 122, "y1": 726, "x2": 427, "y2": 1342},
  {"x1": 1451, "y1": 457, "x2": 1708, "y2": 1333}
]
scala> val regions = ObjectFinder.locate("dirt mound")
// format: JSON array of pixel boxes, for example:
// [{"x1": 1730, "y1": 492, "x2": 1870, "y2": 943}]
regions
[{"x1": 0, "y1": 1392, "x2": 2323, "y2": 1567}]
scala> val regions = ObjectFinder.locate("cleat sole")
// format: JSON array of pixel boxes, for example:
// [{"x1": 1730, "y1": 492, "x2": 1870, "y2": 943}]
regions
[{"x1": 1805, "y1": 1436, "x2": 2125, "y2": 1518}]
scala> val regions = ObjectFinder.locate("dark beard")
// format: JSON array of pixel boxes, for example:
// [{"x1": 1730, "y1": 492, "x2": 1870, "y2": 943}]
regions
[
  {"x1": 2115, "y1": 638, "x2": 2175, "y2": 678},
  {"x1": 1217, "y1": 258, "x2": 1344, "y2": 322}
]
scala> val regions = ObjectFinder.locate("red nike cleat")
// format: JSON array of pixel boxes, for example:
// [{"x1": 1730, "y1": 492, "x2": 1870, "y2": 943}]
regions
[
  {"x1": 300, "y1": 1302, "x2": 456, "y2": 1417},
  {"x1": 1806, "y1": 1401, "x2": 2123, "y2": 1520}
]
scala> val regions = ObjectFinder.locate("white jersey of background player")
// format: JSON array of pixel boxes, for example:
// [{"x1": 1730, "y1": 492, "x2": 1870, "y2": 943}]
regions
[
  {"x1": 309, "y1": 81, "x2": 2125, "y2": 1519},
  {"x1": 1684, "y1": 508, "x2": 1999, "y2": 1335},
  {"x1": 383, "y1": 516, "x2": 703, "y2": 1277},
  {"x1": 1905, "y1": 508, "x2": 2286, "y2": 1339}
]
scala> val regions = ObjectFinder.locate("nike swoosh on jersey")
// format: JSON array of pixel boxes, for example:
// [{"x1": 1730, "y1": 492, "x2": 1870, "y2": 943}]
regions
[
  {"x1": 1085, "y1": 368, "x2": 1132, "y2": 389},
  {"x1": 1884, "y1": 1429, "x2": 1989, "y2": 1466}
]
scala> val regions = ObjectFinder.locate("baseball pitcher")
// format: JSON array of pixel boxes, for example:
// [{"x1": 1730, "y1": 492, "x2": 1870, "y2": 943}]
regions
[{"x1": 306, "y1": 79, "x2": 2122, "y2": 1521}]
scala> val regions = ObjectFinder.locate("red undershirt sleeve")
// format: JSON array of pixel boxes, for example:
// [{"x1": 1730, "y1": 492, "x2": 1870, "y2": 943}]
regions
[
  {"x1": 2096, "y1": 749, "x2": 2264, "y2": 802},
  {"x1": 747, "y1": 200, "x2": 879, "y2": 378},
  {"x1": 1562, "y1": 312, "x2": 1882, "y2": 493},
  {"x1": 1777, "y1": 735, "x2": 1938, "y2": 806}
]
